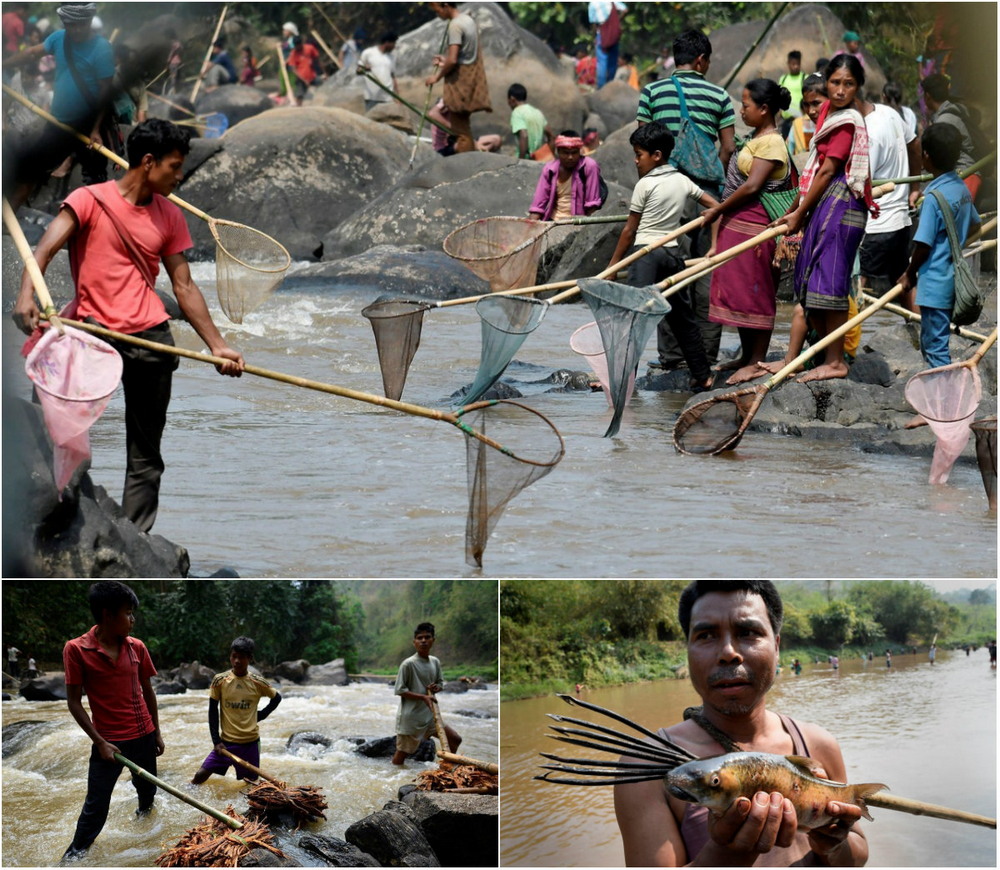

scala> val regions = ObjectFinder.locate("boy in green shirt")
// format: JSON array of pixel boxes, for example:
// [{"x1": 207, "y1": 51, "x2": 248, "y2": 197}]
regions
[
  {"x1": 391, "y1": 622, "x2": 462, "y2": 766},
  {"x1": 191, "y1": 636, "x2": 281, "y2": 784},
  {"x1": 507, "y1": 83, "x2": 553, "y2": 160}
]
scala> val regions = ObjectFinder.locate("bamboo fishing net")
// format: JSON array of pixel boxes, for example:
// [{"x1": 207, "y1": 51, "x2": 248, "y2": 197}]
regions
[
  {"x1": 459, "y1": 400, "x2": 565, "y2": 568},
  {"x1": 570, "y1": 320, "x2": 635, "y2": 408},
  {"x1": 362, "y1": 297, "x2": 433, "y2": 400},
  {"x1": 672, "y1": 387, "x2": 763, "y2": 455},
  {"x1": 577, "y1": 278, "x2": 671, "y2": 437},
  {"x1": 970, "y1": 416, "x2": 997, "y2": 509},
  {"x1": 212, "y1": 220, "x2": 291, "y2": 324},
  {"x1": 443, "y1": 217, "x2": 552, "y2": 290},
  {"x1": 155, "y1": 807, "x2": 284, "y2": 868},
  {"x1": 459, "y1": 295, "x2": 549, "y2": 406}
]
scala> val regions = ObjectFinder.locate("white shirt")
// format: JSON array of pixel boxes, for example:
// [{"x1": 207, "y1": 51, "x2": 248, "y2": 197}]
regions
[
  {"x1": 865, "y1": 103, "x2": 913, "y2": 233},
  {"x1": 359, "y1": 46, "x2": 395, "y2": 102},
  {"x1": 630, "y1": 164, "x2": 704, "y2": 247}
]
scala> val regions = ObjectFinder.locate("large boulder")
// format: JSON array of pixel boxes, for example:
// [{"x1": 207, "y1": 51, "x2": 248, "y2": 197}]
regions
[
  {"x1": 273, "y1": 659, "x2": 310, "y2": 684},
  {"x1": 177, "y1": 107, "x2": 415, "y2": 261},
  {"x1": 591, "y1": 125, "x2": 639, "y2": 191},
  {"x1": 401, "y1": 792, "x2": 499, "y2": 867},
  {"x1": 345, "y1": 802, "x2": 440, "y2": 867},
  {"x1": 194, "y1": 84, "x2": 274, "y2": 127},
  {"x1": 304, "y1": 659, "x2": 348, "y2": 686},
  {"x1": 176, "y1": 661, "x2": 216, "y2": 689},
  {"x1": 586, "y1": 81, "x2": 640, "y2": 138},
  {"x1": 20, "y1": 673, "x2": 67, "y2": 702},
  {"x1": 297, "y1": 835, "x2": 380, "y2": 867},
  {"x1": 354, "y1": 736, "x2": 436, "y2": 761}
]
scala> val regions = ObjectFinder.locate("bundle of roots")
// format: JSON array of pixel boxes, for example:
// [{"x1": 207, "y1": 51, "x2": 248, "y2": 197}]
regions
[
  {"x1": 155, "y1": 806, "x2": 284, "y2": 868},
  {"x1": 244, "y1": 779, "x2": 329, "y2": 825},
  {"x1": 416, "y1": 764, "x2": 499, "y2": 794}
]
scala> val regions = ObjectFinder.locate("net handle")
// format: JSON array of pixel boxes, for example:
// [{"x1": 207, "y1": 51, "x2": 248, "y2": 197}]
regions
[
  {"x1": 968, "y1": 327, "x2": 999, "y2": 366},
  {"x1": 3, "y1": 198, "x2": 64, "y2": 334},
  {"x1": 189, "y1": 4, "x2": 229, "y2": 103},
  {"x1": 859, "y1": 293, "x2": 989, "y2": 343}
]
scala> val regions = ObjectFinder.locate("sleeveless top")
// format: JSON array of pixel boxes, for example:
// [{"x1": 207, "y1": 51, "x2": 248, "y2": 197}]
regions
[{"x1": 664, "y1": 714, "x2": 818, "y2": 866}]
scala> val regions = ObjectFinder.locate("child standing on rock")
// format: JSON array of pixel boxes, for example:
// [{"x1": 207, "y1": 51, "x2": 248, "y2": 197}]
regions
[
  {"x1": 391, "y1": 623, "x2": 461, "y2": 766},
  {"x1": 191, "y1": 636, "x2": 281, "y2": 785}
]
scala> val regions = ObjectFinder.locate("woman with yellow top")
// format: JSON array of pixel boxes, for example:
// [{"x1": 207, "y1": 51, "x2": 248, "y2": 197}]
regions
[{"x1": 701, "y1": 79, "x2": 794, "y2": 384}]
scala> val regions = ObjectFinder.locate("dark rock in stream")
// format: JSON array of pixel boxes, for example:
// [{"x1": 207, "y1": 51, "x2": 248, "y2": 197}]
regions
[
  {"x1": 3, "y1": 720, "x2": 60, "y2": 756},
  {"x1": 20, "y1": 673, "x2": 67, "y2": 702},
  {"x1": 287, "y1": 731, "x2": 332, "y2": 753},
  {"x1": 297, "y1": 836, "x2": 380, "y2": 867},
  {"x1": 345, "y1": 801, "x2": 440, "y2": 867},
  {"x1": 274, "y1": 660, "x2": 310, "y2": 684},
  {"x1": 154, "y1": 680, "x2": 187, "y2": 695},
  {"x1": 173, "y1": 661, "x2": 216, "y2": 690},
  {"x1": 401, "y1": 791, "x2": 499, "y2": 867},
  {"x1": 354, "y1": 736, "x2": 436, "y2": 761},
  {"x1": 304, "y1": 659, "x2": 349, "y2": 686},
  {"x1": 239, "y1": 848, "x2": 302, "y2": 867}
]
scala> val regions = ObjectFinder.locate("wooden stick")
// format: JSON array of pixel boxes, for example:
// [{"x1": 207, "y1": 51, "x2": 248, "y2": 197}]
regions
[
  {"x1": 310, "y1": 29, "x2": 342, "y2": 70},
  {"x1": 216, "y1": 747, "x2": 283, "y2": 786},
  {"x1": 867, "y1": 791, "x2": 995, "y2": 829},
  {"x1": 114, "y1": 753, "x2": 244, "y2": 831},
  {"x1": 3, "y1": 199, "x2": 63, "y2": 333},
  {"x1": 437, "y1": 751, "x2": 498, "y2": 775},
  {"x1": 191, "y1": 4, "x2": 229, "y2": 103},
  {"x1": 431, "y1": 700, "x2": 449, "y2": 752},
  {"x1": 860, "y1": 293, "x2": 988, "y2": 343},
  {"x1": 312, "y1": 1, "x2": 348, "y2": 44},
  {"x1": 410, "y1": 23, "x2": 450, "y2": 168},
  {"x1": 277, "y1": 44, "x2": 296, "y2": 106},
  {"x1": 356, "y1": 68, "x2": 454, "y2": 137},
  {"x1": 148, "y1": 90, "x2": 199, "y2": 118}
]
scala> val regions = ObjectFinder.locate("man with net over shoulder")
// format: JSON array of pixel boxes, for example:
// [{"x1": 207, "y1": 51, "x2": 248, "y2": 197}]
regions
[
  {"x1": 615, "y1": 581, "x2": 869, "y2": 866},
  {"x1": 12, "y1": 119, "x2": 244, "y2": 533}
]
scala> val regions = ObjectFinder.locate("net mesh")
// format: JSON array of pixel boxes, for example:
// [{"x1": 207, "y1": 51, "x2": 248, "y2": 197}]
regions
[
  {"x1": 24, "y1": 326, "x2": 123, "y2": 495},
  {"x1": 459, "y1": 295, "x2": 548, "y2": 406},
  {"x1": 362, "y1": 298, "x2": 433, "y2": 401},
  {"x1": 578, "y1": 278, "x2": 670, "y2": 437},
  {"x1": 904, "y1": 365, "x2": 983, "y2": 423},
  {"x1": 672, "y1": 387, "x2": 764, "y2": 455},
  {"x1": 970, "y1": 416, "x2": 997, "y2": 510},
  {"x1": 212, "y1": 220, "x2": 291, "y2": 324},
  {"x1": 459, "y1": 400, "x2": 565, "y2": 568},
  {"x1": 443, "y1": 217, "x2": 552, "y2": 290},
  {"x1": 570, "y1": 321, "x2": 634, "y2": 409}
]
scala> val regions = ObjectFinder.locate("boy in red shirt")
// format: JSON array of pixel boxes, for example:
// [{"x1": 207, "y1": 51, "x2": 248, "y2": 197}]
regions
[{"x1": 62, "y1": 581, "x2": 161, "y2": 861}]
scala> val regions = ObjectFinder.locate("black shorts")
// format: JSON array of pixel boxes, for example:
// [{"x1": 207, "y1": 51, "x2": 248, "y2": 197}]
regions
[{"x1": 859, "y1": 227, "x2": 912, "y2": 289}]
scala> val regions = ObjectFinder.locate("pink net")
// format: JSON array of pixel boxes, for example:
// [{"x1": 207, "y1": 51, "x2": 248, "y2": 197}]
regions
[
  {"x1": 570, "y1": 321, "x2": 636, "y2": 409},
  {"x1": 24, "y1": 326, "x2": 123, "y2": 496}
]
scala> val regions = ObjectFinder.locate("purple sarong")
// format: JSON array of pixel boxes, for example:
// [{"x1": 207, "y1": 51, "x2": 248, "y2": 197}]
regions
[
  {"x1": 794, "y1": 175, "x2": 867, "y2": 311},
  {"x1": 201, "y1": 740, "x2": 260, "y2": 781}
]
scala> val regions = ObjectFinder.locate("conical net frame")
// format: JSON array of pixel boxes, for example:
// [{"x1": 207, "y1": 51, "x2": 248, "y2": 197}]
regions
[
  {"x1": 672, "y1": 385, "x2": 766, "y2": 455},
  {"x1": 459, "y1": 400, "x2": 565, "y2": 568},
  {"x1": 578, "y1": 278, "x2": 670, "y2": 437},
  {"x1": 459, "y1": 295, "x2": 548, "y2": 406},
  {"x1": 212, "y1": 219, "x2": 292, "y2": 324},
  {"x1": 362, "y1": 298, "x2": 433, "y2": 401},
  {"x1": 443, "y1": 217, "x2": 551, "y2": 290},
  {"x1": 970, "y1": 416, "x2": 997, "y2": 509},
  {"x1": 904, "y1": 364, "x2": 983, "y2": 423},
  {"x1": 570, "y1": 321, "x2": 635, "y2": 409}
]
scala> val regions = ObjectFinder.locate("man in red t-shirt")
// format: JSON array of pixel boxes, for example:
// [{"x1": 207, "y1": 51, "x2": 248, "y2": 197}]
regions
[
  {"x1": 1, "y1": 3, "x2": 26, "y2": 58},
  {"x1": 62, "y1": 581, "x2": 161, "y2": 861},
  {"x1": 13, "y1": 119, "x2": 244, "y2": 532},
  {"x1": 286, "y1": 35, "x2": 321, "y2": 102}
]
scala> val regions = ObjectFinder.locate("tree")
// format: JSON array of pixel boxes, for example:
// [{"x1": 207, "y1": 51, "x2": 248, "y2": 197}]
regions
[
  {"x1": 847, "y1": 580, "x2": 945, "y2": 644},
  {"x1": 809, "y1": 600, "x2": 858, "y2": 647}
]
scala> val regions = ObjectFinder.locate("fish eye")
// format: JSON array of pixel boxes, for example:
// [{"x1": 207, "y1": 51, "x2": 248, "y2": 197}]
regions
[{"x1": 710, "y1": 775, "x2": 720, "y2": 787}]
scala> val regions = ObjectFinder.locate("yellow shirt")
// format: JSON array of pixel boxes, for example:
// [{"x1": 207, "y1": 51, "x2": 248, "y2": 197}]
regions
[
  {"x1": 736, "y1": 132, "x2": 790, "y2": 182},
  {"x1": 553, "y1": 175, "x2": 573, "y2": 221},
  {"x1": 209, "y1": 670, "x2": 276, "y2": 743}
]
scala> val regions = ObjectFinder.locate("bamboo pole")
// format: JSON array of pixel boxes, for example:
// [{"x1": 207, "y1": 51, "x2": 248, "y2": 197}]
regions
[
  {"x1": 310, "y1": 29, "x2": 342, "y2": 70},
  {"x1": 114, "y1": 753, "x2": 244, "y2": 831},
  {"x1": 356, "y1": 68, "x2": 454, "y2": 137},
  {"x1": 721, "y1": 2, "x2": 790, "y2": 89},
  {"x1": 147, "y1": 90, "x2": 199, "y2": 118},
  {"x1": 216, "y1": 747, "x2": 283, "y2": 786},
  {"x1": 874, "y1": 152, "x2": 997, "y2": 186},
  {"x1": 3, "y1": 199, "x2": 64, "y2": 333},
  {"x1": 312, "y1": 1, "x2": 349, "y2": 45},
  {"x1": 431, "y1": 700, "x2": 449, "y2": 752},
  {"x1": 438, "y1": 751, "x2": 498, "y2": 775},
  {"x1": 277, "y1": 44, "x2": 296, "y2": 106},
  {"x1": 191, "y1": 4, "x2": 229, "y2": 103},
  {"x1": 860, "y1": 293, "x2": 989, "y2": 343},
  {"x1": 867, "y1": 792, "x2": 995, "y2": 829},
  {"x1": 410, "y1": 23, "x2": 451, "y2": 168}
]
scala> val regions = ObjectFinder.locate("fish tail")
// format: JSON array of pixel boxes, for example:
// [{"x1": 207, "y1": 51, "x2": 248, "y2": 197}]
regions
[{"x1": 853, "y1": 783, "x2": 889, "y2": 821}]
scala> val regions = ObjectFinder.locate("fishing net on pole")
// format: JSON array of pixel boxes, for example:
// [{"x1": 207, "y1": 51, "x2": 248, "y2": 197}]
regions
[
  {"x1": 578, "y1": 278, "x2": 670, "y2": 437},
  {"x1": 443, "y1": 217, "x2": 552, "y2": 290},
  {"x1": 970, "y1": 416, "x2": 997, "y2": 510},
  {"x1": 24, "y1": 326, "x2": 122, "y2": 495},
  {"x1": 672, "y1": 386, "x2": 764, "y2": 456},
  {"x1": 362, "y1": 297, "x2": 434, "y2": 400},
  {"x1": 212, "y1": 219, "x2": 292, "y2": 324},
  {"x1": 459, "y1": 400, "x2": 565, "y2": 568},
  {"x1": 459, "y1": 295, "x2": 548, "y2": 406},
  {"x1": 570, "y1": 320, "x2": 635, "y2": 409}
]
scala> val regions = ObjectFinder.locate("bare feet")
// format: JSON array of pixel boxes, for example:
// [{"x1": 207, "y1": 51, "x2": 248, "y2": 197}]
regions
[
  {"x1": 756, "y1": 358, "x2": 794, "y2": 375},
  {"x1": 713, "y1": 357, "x2": 744, "y2": 373},
  {"x1": 795, "y1": 361, "x2": 849, "y2": 383},
  {"x1": 725, "y1": 363, "x2": 766, "y2": 385},
  {"x1": 904, "y1": 414, "x2": 928, "y2": 429}
]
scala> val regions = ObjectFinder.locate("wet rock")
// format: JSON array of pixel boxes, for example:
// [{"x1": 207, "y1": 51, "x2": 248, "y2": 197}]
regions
[
  {"x1": 154, "y1": 680, "x2": 187, "y2": 695},
  {"x1": 20, "y1": 673, "x2": 67, "y2": 702},
  {"x1": 2, "y1": 694, "x2": 10, "y2": 701},
  {"x1": 297, "y1": 835, "x2": 380, "y2": 867},
  {"x1": 176, "y1": 661, "x2": 216, "y2": 689},
  {"x1": 365, "y1": 100, "x2": 416, "y2": 134},
  {"x1": 439, "y1": 681, "x2": 470, "y2": 694},
  {"x1": 238, "y1": 847, "x2": 302, "y2": 867},
  {"x1": 273, "y1": 660, "x2": 310, "y2": 684},
  {"x1": 455, "y1": 710, "x2": 496, "y2": 719},
  {"x1": 586, "y1": 81, "x2": 639, "y2": 138},
  {"x1": 354, "y1": 736, "x2": 436, "y2": 761},
  {"x1": 590, "y1": 125, "x2": 638, "y2": 191},
  {"x1": 4, "y1": 396, "x2": 190, "y2": 578},
  {"x1": 400, "y1": 791, "x2": 499, "y2": 867},
  {"x1": 194, "y1": 84, "x2": 274, "y2": 128},
  {"x1": 345, "y1": 801, "x2": 440, "y2": 867},
  {"x1": 305, "y1": 659, "x2": 349, "y2": 687},
  {"x1": 3, "y1": 720, "x2": 58, "y2": 756},
  {"x1": 450, "y1": 381, "x2": 524, "y2": 404},
  {"x1": 287, "y1": 731, "x2": 332, "y2": 754}
]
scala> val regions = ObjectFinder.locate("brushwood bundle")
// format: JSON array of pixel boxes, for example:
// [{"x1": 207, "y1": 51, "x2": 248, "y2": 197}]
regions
[
  {"x1": 155, "y1": 806, "x2": 284, "y2": 868},
  {"x1": 416, "y1": 763, "x2": 498, "y2": 793},
  {"x1": 244, "y1": 779, "x2": 329, "y2": 824}
]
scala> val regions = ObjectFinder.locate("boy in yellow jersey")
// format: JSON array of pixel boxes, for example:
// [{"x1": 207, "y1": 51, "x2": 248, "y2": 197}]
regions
[{"x1": 191, "y1": 637, "x2": 281, "y2": 784}]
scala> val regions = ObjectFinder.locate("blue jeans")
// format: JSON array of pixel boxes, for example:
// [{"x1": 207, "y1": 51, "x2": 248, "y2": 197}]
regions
[
  {"x1": 595, "y1": 35, "x2": 619, "y2": 89},
  {"x1": 919, "y1": 306, "x2": 952, "y2": 369}
]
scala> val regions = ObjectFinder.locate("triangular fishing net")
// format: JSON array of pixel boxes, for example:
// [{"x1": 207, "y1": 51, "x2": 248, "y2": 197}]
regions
[
  {"x1": 458, "y1": 400, "x2": 565, "y2": 568},
  {"x1": 672, "y1": 386, "x2": 764, "y2": 455},
  {"x1": 970, "y1": 416, "x2": 997, "y2": 510},
  {"x1": 443, "y1": 217, "x2": 552, "y2": 290},
  {"x1": 212, "y1": 219, "x2": 291, "y2": 324},
  {"x1": 458, "y1": 295, "x2": 548, "y2": 406},
  {"x1": 362, "y1": 297, "x2": 433, "y2": 401},
  {"x1": 570, "y1": 321, "x2": 635, "y2": 409},
  {"x1": 578, "y1": 278, "x2": 671, "y2": 437},
  {"x1": 24, "y1": 326, "x2": 123, "y2": 496}
]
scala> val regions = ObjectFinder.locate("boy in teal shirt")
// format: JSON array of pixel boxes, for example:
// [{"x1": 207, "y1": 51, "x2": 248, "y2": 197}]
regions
[{"x1": 507, "y1": 83, "x2": 553, "y2": 160}]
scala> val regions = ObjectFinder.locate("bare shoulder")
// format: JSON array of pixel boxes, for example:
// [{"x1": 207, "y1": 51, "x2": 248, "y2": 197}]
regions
[{"x1": 795, "y1": 719, "x2": 849, "y2": 778}]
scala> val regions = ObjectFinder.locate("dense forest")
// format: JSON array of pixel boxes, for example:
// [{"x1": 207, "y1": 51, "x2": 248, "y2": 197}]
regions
[
  {"x1": 501, "y1": 580, "x2": 996, "y2": 699},
  {"x1": 2, "y1": 580, "x2": 498, "y2": 677}
]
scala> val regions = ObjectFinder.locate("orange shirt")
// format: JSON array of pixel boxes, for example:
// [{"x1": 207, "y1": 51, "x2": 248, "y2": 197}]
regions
[{"x1": 288, "y1": 43, "x2": 320, "y2": 84}]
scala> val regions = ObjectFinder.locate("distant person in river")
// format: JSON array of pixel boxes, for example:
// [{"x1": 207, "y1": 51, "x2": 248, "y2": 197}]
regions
[
  {"x1": 191, "y1": 636, "x2": 281, "y2": 785},
  {"x1": 615, "y1": 581, "x2": 870, "y2": 866},
  {"x1": 528, "y1": 131, "x2": 604, "y2": 221},
  {"x1": 61, "y1": 582, "x2": 161, "y2": 862},
  {"x1": 928, "y1": 644, "x2": 937, "y2": 665},
  {"x1": 988, "y1": 641, "x2": 997, "y2": 668},
  {"x1": 7, "y1": 644, "x2": 22, "y2": 678},
  {"x1": 392, "y1": 622, "x2": 462, "y2": 766},
  {"x1": 358, "y1": 32, "x2": 398, "y2": 112}
]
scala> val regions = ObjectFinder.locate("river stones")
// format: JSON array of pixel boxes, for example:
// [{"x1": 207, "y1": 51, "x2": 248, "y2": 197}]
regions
[
  {"x1": 297, "y1": 835, "x2": 380, "y2": 867},
  {"x1": 345, "y1": 801, "x2": 440, "y2": 867},
  {"x1": 154, "y1": 680, "x2": 187, "y2": 695},
  {"x1": 177, "y1": 107, "x2": 414, "y2": 261},
  {"x1": 173, "y1": 661, "x2": 216, "y2": 689},
  {"x1": 273, "y1": 659, "x2": 310, "y2": 683},
  {"x1": 3, "y1": 720, "x2": 59, "y2": 756},
  {"x1": 19, "y1": 674, "x2": 67, "y2": 702},
  {"x1": 400, "y1": 791, "x2": 499, "y2": 868},
  {"x1": 586, "y1": 80, "x2": 640, "y2": 137},
  {"x1": 354, "y1": 736, "x2": 436, "y2": 761},
  {"x1": 287, "y1": 731, "x2": 332, "y2": 754},
  {"x1": 194, "y1": 84, "x2": 274, "y2": 128},
  {"x1": 304, "y1": 659, "x2": 349, "y2": 686}
]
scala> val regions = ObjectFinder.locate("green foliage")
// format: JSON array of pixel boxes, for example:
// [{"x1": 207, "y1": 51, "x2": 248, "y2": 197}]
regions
[
  {"x1": 809, "y1": 599, "x2": 859, "y2": 647},
  {"x1": 846, "y1": 580, "x2": 956, "y2": 644},
  {"x1": 777, "y1": 603, "x2": 811, "y2": 644}
]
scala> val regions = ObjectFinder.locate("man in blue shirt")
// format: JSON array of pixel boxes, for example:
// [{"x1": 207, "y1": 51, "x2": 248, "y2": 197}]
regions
[{"x1": 5, "y1": 2, "x2": 115, "y2": 212}]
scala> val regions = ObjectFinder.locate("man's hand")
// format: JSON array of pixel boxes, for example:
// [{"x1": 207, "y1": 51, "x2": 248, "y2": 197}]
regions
[
  {"x1": 13, "y1": 293, "x2": 41, "y2": 335},
  {"x1": 427, "y1": 682, "x2": 441, "y2": 694},
  {"x1": 97, "y1": 739, "x2": 121, "y2": 762},
  {"x1": 707, "y1": 791, "x2": 798, "y2": 858},
  {"x1": 422, "y1": 693, "x2": 437, "y2": 711},
  {"x1": 155, "y1": 732, "x2": 165, "y2": 756},
  {"x1": 210, "y1": 345, "x2": 244, "y2": 377},
  {"x1": 215, "y1": 741, "x2": 227, "y2": 753},
  {"x1": 806, "y1": 801, "x2": 863, "y2": 858}
]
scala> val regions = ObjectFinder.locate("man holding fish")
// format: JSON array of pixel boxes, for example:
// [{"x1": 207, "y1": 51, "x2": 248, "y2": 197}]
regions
[{"x1": 614, "y1": 581, "x2": 869, "y2": 866}]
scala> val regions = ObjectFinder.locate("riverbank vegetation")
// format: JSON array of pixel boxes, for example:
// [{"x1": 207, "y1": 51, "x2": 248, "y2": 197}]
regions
[
  {"x1": 2, "y1": 580, "x2": 498, "y2": 680},
  {"x1": 500, "y1": 580, "x2": 995, "y2": 700}
]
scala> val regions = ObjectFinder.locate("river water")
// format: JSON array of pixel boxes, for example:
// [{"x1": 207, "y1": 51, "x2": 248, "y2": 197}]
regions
[
  {"x1": 2, "y1": 260, "x2": 995, "y2": 576},
  {"x1": 500, "y1": 649, "x2": 996, "y2": 867},
  {"x1": 1, "y1": 679, "x2": 498, "y2": 867}
]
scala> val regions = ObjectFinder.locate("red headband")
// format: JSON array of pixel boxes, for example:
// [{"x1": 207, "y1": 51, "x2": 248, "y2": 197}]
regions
[{"x1": 555, "y1": 136, "x2": 584, "y2": 150}]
